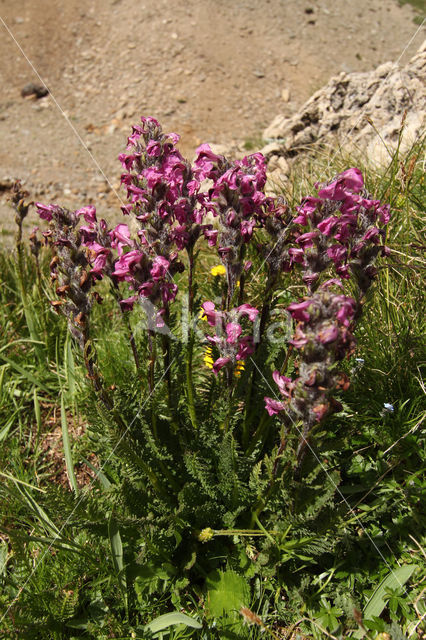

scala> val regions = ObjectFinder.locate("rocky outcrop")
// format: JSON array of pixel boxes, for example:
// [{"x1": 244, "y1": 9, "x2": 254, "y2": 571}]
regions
[{"x1": 262, "y1": 40, "x2": 425, "y2": 173}]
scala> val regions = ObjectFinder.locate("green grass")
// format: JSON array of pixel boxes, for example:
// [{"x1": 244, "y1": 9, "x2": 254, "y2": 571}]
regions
[
  {"x1": 397, "y1": 0, "x2": 426, "y2": 23},
  {"x1": 0, "y1": 135, "x2": 424, "y2": 639}
]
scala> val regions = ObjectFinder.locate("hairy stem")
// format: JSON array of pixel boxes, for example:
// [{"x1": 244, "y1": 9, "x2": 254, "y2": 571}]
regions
[{"x1": 186, "y1": 247, "x2": 198, "y2": 429}]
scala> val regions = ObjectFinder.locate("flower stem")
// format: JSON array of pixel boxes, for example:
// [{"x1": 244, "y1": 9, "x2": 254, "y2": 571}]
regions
[
  {"x1": 111, "y1": 281, "x2": 140, "y2": 371},
  {"x1": 186, "y1": 247, "x2": 198, "y2": 429}
]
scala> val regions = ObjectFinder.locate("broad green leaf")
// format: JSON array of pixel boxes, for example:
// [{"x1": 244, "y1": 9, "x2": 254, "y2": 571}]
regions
[
  {"x1": 145, "y1": 611, "x2": 202, "y2": 633},
  {"x1": 206, "y1": 569, "x2": 250, "y2": 619},
  {"x1": 352, "y1": 564, "x2": 417, "y2": 638},
  {"x1": 363, "y1": 565, "x2": 416, "y2": 620},
  {"x1": 108, "y1": 516, "x2": 128, "y2": 613}
]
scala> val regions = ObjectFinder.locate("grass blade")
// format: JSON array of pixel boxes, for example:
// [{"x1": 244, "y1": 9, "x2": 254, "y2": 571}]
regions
[
  {"x1": 0, "y1": 353, "x2": 50, "y2": 393},
  {"x1": 60, "y1": 393, "x2": 79, "y2": 494},
  {"x1": 108, "y1": 515, "x2": 128, "y2": 615}
]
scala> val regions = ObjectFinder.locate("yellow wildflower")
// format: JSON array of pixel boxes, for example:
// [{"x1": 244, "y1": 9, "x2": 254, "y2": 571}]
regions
[
  {"x1": 234, "y1": 360, "x2": 245, "y2": 377},
  {"x1": 198, "y1": 527, "x2": 214, "y2": 543},
  {"x1": 204, "y1": 346, "x2": 214, "y2": 369},
  {"x1": 210, "y1": 264, "x2": 226, "y2": 277}
]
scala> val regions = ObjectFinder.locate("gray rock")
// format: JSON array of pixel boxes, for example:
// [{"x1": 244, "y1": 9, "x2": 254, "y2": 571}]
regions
[
  {"x1": 262, "y1": 41, "x2": 426, "y2": 166},
  {"x1": 21, "y1": 83, "x2": 49, "y2": 99}
]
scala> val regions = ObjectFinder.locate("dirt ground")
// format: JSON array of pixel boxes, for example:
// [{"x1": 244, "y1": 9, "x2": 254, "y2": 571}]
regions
[{"x1": 0, "y1": 0, "x2": 423, "y2": 241}]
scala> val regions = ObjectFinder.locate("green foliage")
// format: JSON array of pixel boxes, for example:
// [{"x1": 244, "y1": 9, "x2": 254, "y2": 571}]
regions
[
  {"x1": 206, "y1": 569, "x2": 250, "y2": 634},
  {"x1": 0, "y1": 135, "x2": 425, "y2": 639}
]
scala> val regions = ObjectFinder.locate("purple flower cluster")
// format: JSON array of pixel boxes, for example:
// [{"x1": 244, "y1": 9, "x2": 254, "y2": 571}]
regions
[
  {"x1": 194, "y1": 146, "x2": 272, "y2": 299},
  {"x1": 34, "y1": 118, "x2": 392, "y2": 431},
  {"x1": 34, "y1": 202, "x2": 96, "y2": 350},
  {"x1": 257, "y1": 197, "x2": 295, "y2": 277},
  {"x1": 265, "y1": 281, "x2": 356, "y2": 426},
  {"x1": 293, "y1": 168, "x2": 390, "y2": 292},
  {"x1": 119, "y1": 116, "x2": 205, "y2": 253},
  {"x1": 201, "y1": 301, "x2": 259, "y2": 374}
]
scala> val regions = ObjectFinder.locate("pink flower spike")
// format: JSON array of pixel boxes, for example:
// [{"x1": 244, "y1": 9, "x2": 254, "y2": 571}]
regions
[
  {"x1": 317, "y1": 216, "x2": 337, "y2": 236},
  {"x1": 327, "y1": 245, "x2": 347, "y2": 264},
  {"x1": 201, "y1": 301, "x2": 219, "y2": 327},
  {"x1": 240, "y1": 219, "x2": 256, "y2": 241},
  {"x1": 336, "y1": 297, "x2": 356, "y2": 326},
  {"x1": 138, "y1": 281, "x2": 155, "y2": 297},
  {"x1": 35, "y1": 203, "x2": 55, "y2": 221},
  {"x1": 377, "y1": 203, "x2": 391, "y2": 224},
  {"x1": 156, "y1": 309, "x2": 166, "y2": 328},
  {"x1": 112, "y1": 250, "x2": 143, "y2": 279},
  {"x1": 118, "y1": 152, "x2": 137, "y2": 171},
  {"x1": 287, "y1": 300, "x2": 312, "y2": 322},
  {"x1": 193, "y1": 143, "x2": 223, "y2": 180},
  {"x1": 321, "y1": 278, "x2": 343, "y2": 289},
  {"x1": 264, "y1": 397, "x2": 286, "y2": 416},
  {"x1": 167, "y1": 132, "x2": 180, "y2": 145},
  {"x1": 338, "y1": 167, "x2": 364, "y2": 192},
  {"x1": 244, "y1": 260, "x2": 252, "y2": 272},
  {"x1": 272, "y1": 371, "x2": 293, "y2": 397},
  {"x1": 290, "y1": 334, "x2": 309, "y2": 348},
  {"x1": 120, "y1": 295, "x2": 137, "y2": 311},
  {"x1": 237, "y1": 304, "x2": 259, "y2": 322},
  {"x1": 288, "y1": 247, "x2": 305, "y2": 264},
  {"x1": 313, "y1": 403, "x2": 329, "y2": 422},
  {"x1": 212, "y1": 356, "x2": 232, "y2": 374},
  {"x1": 146, "y1": 140, "x2": 162, "y2": 157},
  {"x1": 110, "y1": 223, "x2": 131, "y2": 251},
  {"x1": 226, "y1": 322, "x2": 242, "y2": 344},
  {"x1": 317, "y1": 168, "x2": 363, "y2": 200},
  {"x1": 236, "y1": 336, "x2": 255, "y2": 360},
  {"x1": 76, "y1": 205, "x2": 97, "y2": 224},
  {"x1": 161, "y1": 282, "x2": 178, "y2": 304},
  {"x1": 120, "y1": 204, "x2": 133, "y2": 216},
  {"x1": 296, "y1": 231, "x2": 317, "y2": 248},
  {"x1": 90, "y1": 252, "x2": 108, "y2": 279},
  {"x1": 150, "y1": 256, "x2": 170, "y2": 281},
  {"x1": 317, "y1": 324, "x2": 339, "y2": 344},
  {"x1": 203, "y1": 228, "x2": 218, "y2": 246}
]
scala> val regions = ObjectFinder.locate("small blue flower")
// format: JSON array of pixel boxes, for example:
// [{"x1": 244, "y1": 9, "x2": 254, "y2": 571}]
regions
[
  {"x1": 383, "y1": 403, "x2": 394, "y2": 413},
  {"x1": 355, "y1": 358, "x2": 365, "y2": 364}
]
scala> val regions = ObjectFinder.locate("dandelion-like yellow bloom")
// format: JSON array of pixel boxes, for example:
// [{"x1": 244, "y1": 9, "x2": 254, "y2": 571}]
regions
[
  {"x1": 204, "y1": 346, "x2": 214, "y2": 369},
  {"x1": 210, "y1": 264, "x2": 226, "y2": 277},
  {"x1": 198, "y1": 527, "x2": 214, "y2": 543}
]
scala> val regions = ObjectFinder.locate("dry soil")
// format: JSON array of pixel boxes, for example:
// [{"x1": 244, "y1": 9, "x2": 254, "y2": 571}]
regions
[{"x1": 0, "y1": 0, "x2": 424, "y2": 240}]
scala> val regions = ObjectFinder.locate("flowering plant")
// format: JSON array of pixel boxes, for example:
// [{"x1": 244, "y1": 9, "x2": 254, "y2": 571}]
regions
[{"x1": 30, "y1": 116, "x2": 393, "y2": 629}]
